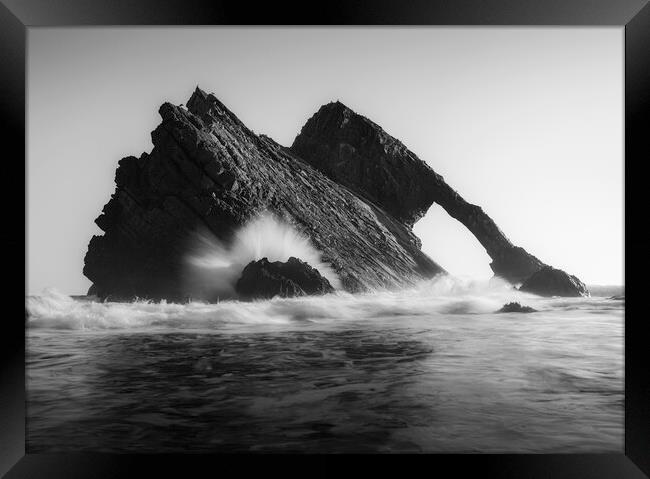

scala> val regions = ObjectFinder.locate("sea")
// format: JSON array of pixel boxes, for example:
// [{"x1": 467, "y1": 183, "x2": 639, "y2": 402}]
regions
[{"x1": 25, "y1": 277, "x2": 624, "y2": 453}]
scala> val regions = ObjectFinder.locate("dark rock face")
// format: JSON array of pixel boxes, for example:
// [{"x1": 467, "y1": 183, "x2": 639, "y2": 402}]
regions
[
  {"x1": 519, "y1": 266, "x2": 589, "y2": 297},
  {"x1": 84, "y1": 88, "x2": 444, "y2": 300},
  {"x1": 497, "y1": 302, "x2": 537, "y2": 313},
  {"x1": 291, "y1": 101, "x2": 545, "y2": 283},
  {"x1": 236, "y1": 257, "x2": 334, "y2": 299},
  {"x1": 291, "y1": 102, "x2": 433, "y2": 228}
]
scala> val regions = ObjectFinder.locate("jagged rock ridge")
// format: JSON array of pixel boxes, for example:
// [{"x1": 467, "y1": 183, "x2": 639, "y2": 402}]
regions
[{"x1": 83, "y1": 88, "x2": 444, "y2": 300}]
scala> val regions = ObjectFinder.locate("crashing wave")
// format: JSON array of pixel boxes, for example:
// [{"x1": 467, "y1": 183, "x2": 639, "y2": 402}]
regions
[{"x1": 26, "y1": 277, "x2": 622, "y2": 331}]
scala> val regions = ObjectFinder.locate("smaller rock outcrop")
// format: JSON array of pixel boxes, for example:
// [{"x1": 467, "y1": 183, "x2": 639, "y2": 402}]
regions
[
  {"x1": 235, "y1": 257, "x2": 335, "y2": 300},
  {"x1": 497, "y1": 302, "x2": 537, "y2": 313},
  {"x1": 519, "y1": 266, "x2": 589, "y2": 297}
]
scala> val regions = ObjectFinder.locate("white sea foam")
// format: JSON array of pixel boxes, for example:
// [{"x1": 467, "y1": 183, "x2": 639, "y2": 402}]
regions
[{"x1": 26, "y1": 276, "x2": 622, "y2": 331}]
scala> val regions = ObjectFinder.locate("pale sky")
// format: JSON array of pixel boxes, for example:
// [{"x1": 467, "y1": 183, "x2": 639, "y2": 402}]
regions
[{"x1": 27, "y1": 27, "x2": 624, "y2": 295}]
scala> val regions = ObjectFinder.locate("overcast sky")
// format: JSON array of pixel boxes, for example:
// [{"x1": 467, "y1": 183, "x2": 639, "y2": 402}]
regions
[{"x1": 27, "y1": 27, "x2": 623, "y2": 295}]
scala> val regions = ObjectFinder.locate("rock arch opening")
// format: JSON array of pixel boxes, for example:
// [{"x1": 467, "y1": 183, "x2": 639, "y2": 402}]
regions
[{"x1": 413, "y1": 204, "x2": 493, "y2": 280}]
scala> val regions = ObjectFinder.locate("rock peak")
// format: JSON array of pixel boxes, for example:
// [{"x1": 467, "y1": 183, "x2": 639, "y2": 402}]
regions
[
  {"x1": 185, "y1": 87, "x2": 245, "y2": 129},
  {"x1": 291, "y1": 101, "x2": 431, "y2": 226},
  {"x1": 191, "y1": 85, "x2": 208, "y2": 100},
  {"x1": 311, "y1": 100, "x2": 375, "y2": 129},
  {"x1": 325, "y1": 99, "x2": 350, "y2": 111}
]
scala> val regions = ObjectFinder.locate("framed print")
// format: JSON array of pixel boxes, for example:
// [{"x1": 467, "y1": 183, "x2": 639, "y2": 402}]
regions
[{"x1": 3, "y1": 0, "x2": 649, "y2": 477}]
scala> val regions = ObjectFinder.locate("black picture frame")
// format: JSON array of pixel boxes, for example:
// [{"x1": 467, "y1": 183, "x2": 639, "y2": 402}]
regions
[{"x1": 3, "y1": 0, "x2": 648, "y2": 477}]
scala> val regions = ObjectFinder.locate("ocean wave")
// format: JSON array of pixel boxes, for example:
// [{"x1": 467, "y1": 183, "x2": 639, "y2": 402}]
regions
[
  {"x1": 182, "y1": 212, "x2": 342, "y2": 300},
  {"x1": 26, "y1": 278, "x2": 623, "y2": 331}
]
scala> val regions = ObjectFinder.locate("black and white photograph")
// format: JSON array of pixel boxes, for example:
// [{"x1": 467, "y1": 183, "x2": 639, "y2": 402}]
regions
[{"x1": 25, "y1": 26, "x2": 625, "y2": 454}]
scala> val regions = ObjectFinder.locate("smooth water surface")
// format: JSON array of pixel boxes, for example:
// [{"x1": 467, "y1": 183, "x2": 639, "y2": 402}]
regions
[{"x1": 26, "y1": 280, "x2": 624, "y2": 453}]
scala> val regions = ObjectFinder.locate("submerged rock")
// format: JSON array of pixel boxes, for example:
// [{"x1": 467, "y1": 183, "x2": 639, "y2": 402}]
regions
[
  {"x1": 519, "y1": 266, "x2": 589, "y2": 297},
  {"x1": 235, "y1": 257, "x2": 334, "y2": 300},
  {"x1": 497, "y1": 302, "x2": 537, "y2": 313}
]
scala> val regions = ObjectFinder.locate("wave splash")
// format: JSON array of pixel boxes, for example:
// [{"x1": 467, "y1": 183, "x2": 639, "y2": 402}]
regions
[
  {"x1": 182, "y1": 212, "x2": 341, "y2": 301},
  {"x1": 26, "y1": 277, "x2": 622, "y2": 331}
]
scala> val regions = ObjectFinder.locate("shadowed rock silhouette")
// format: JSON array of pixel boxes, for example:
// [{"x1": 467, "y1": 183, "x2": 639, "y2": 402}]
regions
[
  {"x1": 84, "y1": 87, "x2": 587, "y2": 301},
  {"x1": 235, "y1": 257, "x2": 334, "y2": 300},
  {"x1": 497, "y1": 302, "x2": 538, "y2": 313},
  {"x1": 519, "y1": 266, "x2": 589, "y2": 297}
]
